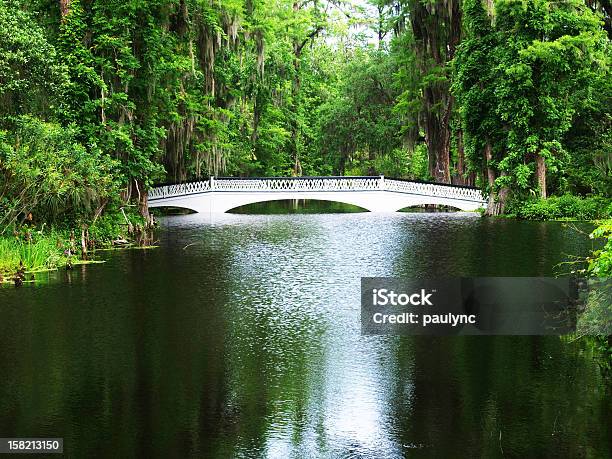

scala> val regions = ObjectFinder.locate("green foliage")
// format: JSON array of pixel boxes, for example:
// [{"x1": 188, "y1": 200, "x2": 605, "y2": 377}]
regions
[
  {"x1": 454, "y1": 0, "x2": 610, "y2": 202},
  {"x1": 88, "y1": 209, "x2": 145, "y2": 244},
  {"x1": 578, "y1": 221, "x2": 612, "y2": 372},
  {"x1": 588, "y1": 220, "x2": 612, "y2": 276},
  {"x1": 562, "y1": 78, "x2": 612, "y2": 197},
  {"x1": 317, "y1": 47, "x2": 406, "y2": 176},
  {"x1": 0, "y1": 0, "x2": 609, "y2": 233},
  {"x1": 0, "y1": 0, "x2": 67, "y2": 118},
  {"x1": 0, "y1": 229, "x2": 69, "y2": 275},
  {"x1": 0, "y1": 116, "x2": 119, "y2": 232},
  {"x1": 509, "y1": 195, "x2": 612, "y2": 220}
]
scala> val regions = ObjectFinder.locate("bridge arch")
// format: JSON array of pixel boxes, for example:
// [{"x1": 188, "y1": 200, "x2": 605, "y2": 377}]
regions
[
  {"x1": 226, "y1": 198, "x2": 370, "y2": 213},
  {"x1": 219, "y1": 194, "x2": 380, "y2": 213},
  {"x1": 149, "y1": 205, "x2": 197, "y2": 215}
]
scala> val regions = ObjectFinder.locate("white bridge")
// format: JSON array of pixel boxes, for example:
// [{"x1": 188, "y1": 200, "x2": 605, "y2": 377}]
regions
[{"x1": 147, "y1": 176, "x2": 486, "y2": 213}]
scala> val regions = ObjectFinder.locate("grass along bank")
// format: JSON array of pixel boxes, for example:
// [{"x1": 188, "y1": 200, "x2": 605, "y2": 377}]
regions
[
  {"x1": 1, "y1": 212, "x2": 156, "y2": 286},
  {"x1": 0, "y1": 231, "x2": 83, "y2": 285}
]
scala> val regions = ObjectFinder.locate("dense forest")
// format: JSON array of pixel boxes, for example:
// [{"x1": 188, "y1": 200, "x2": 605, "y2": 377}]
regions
[{"x1": 0, "y1": 0, "x2": 610, "y2": 236}]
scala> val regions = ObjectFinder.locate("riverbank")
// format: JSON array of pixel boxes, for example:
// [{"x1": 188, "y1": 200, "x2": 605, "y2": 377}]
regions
[
  {"x1": 0, "y1": 231, "x2": 73, "y2": 284},
  {"x1": 0, "y1": 230, "x2": 110, "y2": 286},
  {"x1": 0, "y1": 213, "x2": 156, "y2": 285}
]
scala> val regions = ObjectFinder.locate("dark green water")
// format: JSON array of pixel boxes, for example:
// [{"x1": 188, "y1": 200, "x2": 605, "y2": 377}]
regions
[{"x1": 0, "y1": 205, "x2": 610, "y2": 458}]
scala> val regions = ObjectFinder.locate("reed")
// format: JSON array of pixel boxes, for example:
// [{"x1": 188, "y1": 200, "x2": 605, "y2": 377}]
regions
[{"x1": 0, "y1": 233, "x2": 67, "y2": 275}]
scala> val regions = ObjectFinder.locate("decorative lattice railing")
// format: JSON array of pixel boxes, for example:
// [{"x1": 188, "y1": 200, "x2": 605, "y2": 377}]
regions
[
  {"x1": 384, "y1": 179, "x2": 484, "y2": 202},
  {"x1": 149, "y1": 181, "x2": 211, "y2": 200},
  {"x1": 213, "y1": 176, "x2": 382, "y2": 192},
  {"x1": 148, "y1": 176, "x2": 485, "y2": 203}
]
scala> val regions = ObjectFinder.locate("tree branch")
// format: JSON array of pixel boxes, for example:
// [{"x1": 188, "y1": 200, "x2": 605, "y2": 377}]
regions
[{"x1": 296, "y1": 26, "x2": 324, "y2": 54}]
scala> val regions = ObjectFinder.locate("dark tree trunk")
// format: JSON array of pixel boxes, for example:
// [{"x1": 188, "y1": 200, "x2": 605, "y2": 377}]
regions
[
  {"x1": 423, "y1": 95, "x2": 452, "y2": 183},
  {"x1": 377, "y1": 5, "x2": 385, "y2": 48},
  {"x1": 291, "y1": 2, "x2": 302, "y2": 176},
  {"x1": 368, "y1": 148, "x2": 377, "y2": 176},
  {"x1": 135, "y1": 179, "x2": 153, "y2": 227},
  {"x1": 252, "y1": 97, "x2": 261, "y2": 143},
  {"x1": 410, "y1": 0, "x2": 461, "y2": 184},
  {"x1": 436, "y1": 103, "x2": 452, "y2": 183}
]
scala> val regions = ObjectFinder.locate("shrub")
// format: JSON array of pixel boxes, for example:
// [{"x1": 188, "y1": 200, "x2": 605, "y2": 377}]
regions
[
  {"x1": 0, "y1": 116, "x2": 119, "y2": 233},
  {"x1": 588, "y1": 220, "x2": 612, "y2": 277},
  {"x1": 515, "y1": 195, "x2": 611, "y2": 221}
]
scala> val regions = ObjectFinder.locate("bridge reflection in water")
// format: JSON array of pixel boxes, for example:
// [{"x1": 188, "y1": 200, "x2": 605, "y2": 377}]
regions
[{"x1": 148, "y1": 176, "x2": 486, "y2": 214}]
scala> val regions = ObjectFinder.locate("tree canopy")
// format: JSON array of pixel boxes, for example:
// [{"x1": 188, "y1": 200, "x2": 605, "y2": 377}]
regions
[{"x1": 0, "y1": 0, "x2": 609, "y2": 227}]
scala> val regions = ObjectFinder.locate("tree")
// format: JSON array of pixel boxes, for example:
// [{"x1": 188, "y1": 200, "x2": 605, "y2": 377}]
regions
[
  {"x1": 318, "y1": 46, "x2": 403, "y2": 175},
  {"x1": 0, "y1": 0, "x2": 66, "y2": 120},
  {"x1": 395, "y1": 0, "x2": 462, "y2": 183},
  {"x1": 454, "y1": 0, "x2": 608, "y2": 214}
]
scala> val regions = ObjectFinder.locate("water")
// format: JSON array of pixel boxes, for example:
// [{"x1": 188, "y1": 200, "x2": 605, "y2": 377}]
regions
[{"x1": 0, "y1": 206, "x2": 609, "y2": 458}]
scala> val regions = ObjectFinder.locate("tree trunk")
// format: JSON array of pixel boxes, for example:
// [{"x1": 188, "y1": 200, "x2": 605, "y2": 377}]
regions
[
  {"x1": 135, "y1": 179, "x2": 153, "y2": 228},
  {"x1": 410, "y1": 0, "x2": 460, "y2": 185},
  {"x1": 454, "y1": 130, "x2": 476, "y2": 186},
  {"x1": 377, "y1": 5, "x2": 385, "y2": 49},
  {"x1": 59, "y1": 0, "x2": 71, "y2": 17},
  {"x1": 291, "y1": 1, "x2": 302, "y2": 176},
  {"x1": 536, "y1": 154, "x2": 547, "y2": 198},
  {"x1": 290, "y1": 67, "x2": 301, "y2": 176},
  {"x1": 424, "y1": 91, "x2": 452, "y2": 183},
  {"x1": 435, "y1": 107, "x2": 452, "y2": 183},
  {"x1": 368, "y1": 148, "x2": 377, "y2": 176},
  {"x1": 81, "y1": 227, "x2": 87, "y2": 259},
  {"x1": 466, "y1": 171, "x2": 476, "y2": 187},
  {"x1": 484, "y1": 142, "x2": 508, "y2": 215},
  {"x1": 454, "y1": 129, "x2": 465, "y2": 185}
]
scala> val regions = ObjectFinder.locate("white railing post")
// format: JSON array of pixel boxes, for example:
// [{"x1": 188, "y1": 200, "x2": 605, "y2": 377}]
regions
[
  {"x1": 210, "y1": 176, "x2": 215, "y2": 191},
  {"x1": 379, "y1": 175, "x2": 385, "y2": 190}
]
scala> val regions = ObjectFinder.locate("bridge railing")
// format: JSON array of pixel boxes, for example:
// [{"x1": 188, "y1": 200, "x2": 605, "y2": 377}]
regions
[
  {"x1": 213, "y1": 176, "x2": 381, "y2": 191},
  {"x1": 148, "y1": 176, "x2": 485, "y2": 203},
  {"x1": 148, "y1": 180, "x2": 211, "y2": 200},
  {"x1": 384, "y1": 178, "x2": 484, "y2": 202}
]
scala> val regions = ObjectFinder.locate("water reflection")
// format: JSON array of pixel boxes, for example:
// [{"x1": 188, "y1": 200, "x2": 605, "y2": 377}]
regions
[{"x1": 0, "y1": 209, "x2": 608, "y2": 458}]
